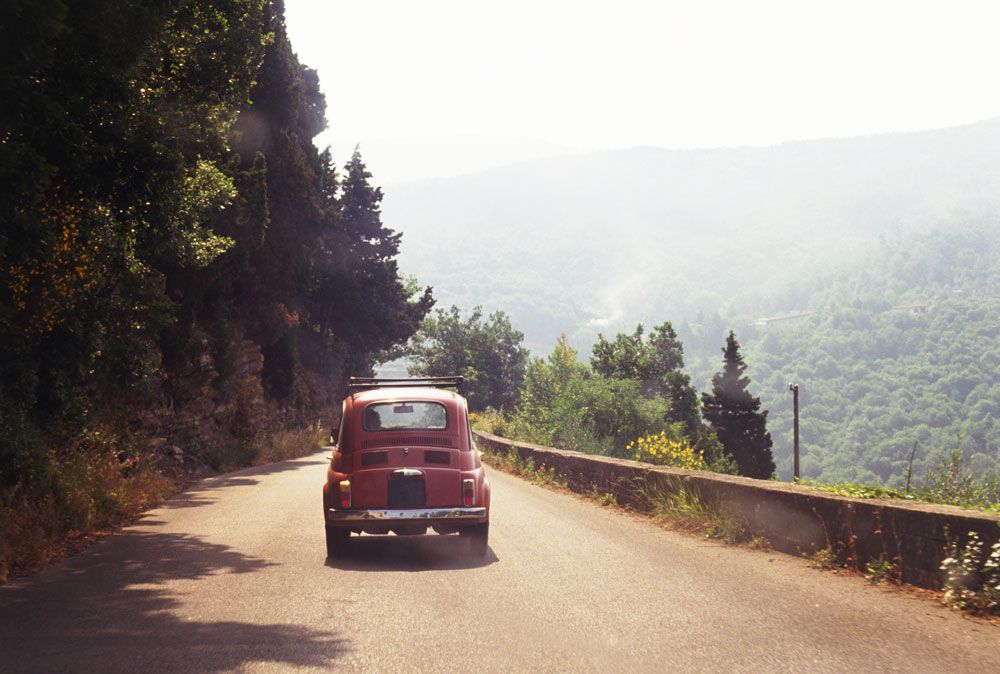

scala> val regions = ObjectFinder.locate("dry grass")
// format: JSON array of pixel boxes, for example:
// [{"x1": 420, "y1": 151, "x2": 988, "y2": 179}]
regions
[
  {"x1": 0, "y1": 447, "x2": 174, "y2": 583},
  {"x1": 254, "y1": 423, "x2": 327, "y2": 464},
  {"x1": 0, "y1": 421, "x2": 327, "y2": 584}
]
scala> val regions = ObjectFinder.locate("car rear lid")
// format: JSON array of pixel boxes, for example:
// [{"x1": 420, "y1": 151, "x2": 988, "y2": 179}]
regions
[{"x1": 350, "y1": 445, "x2": 463, "y2": 508}]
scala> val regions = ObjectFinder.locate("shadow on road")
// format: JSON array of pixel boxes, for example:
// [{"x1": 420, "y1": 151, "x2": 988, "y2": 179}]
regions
[
  {"x1": 0, "y1": 530, "x2": 348, "y2": 672},
  {"x1": 325, "y1": 534, "x2": 498, "y2": 572},
  {"x1": 158, "y1": 457, "x2": 327, "y2": 509}
]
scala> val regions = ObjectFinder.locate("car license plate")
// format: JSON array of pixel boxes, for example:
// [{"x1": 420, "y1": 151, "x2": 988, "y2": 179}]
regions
[{"x1": 387, "y1": 479, "x2": 425, "y2": 507}]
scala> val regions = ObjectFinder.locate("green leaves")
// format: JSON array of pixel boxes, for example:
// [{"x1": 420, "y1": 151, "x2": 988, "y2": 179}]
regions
[
  {"x1": 408, "y1": 305, "x2": 527, "y2": 412},
  {"x1": 161, "y1": 160, "x2": 237, "y2": 268}
]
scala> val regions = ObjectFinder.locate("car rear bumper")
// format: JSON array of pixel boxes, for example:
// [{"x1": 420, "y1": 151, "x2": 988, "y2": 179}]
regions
[{"x1": 326, "y1": 506, "x2": 486, "y2": 525}]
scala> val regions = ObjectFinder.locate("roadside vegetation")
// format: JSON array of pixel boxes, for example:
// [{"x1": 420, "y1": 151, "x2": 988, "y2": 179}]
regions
[
  {"x1": 463, "y1": 325, "x2": 764, "y2": 477},
  {"x1": 481, "y1": 438, "x2": 1000, "y2": 615},
  {"x1": 448, "y1": 300, "x2": 999, "y2": 513},
  {"x1": 795, "y1": 445, "x2": 1000, "y2": 514}
]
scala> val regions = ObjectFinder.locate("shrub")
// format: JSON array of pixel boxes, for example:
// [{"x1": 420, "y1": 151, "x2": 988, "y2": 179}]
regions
[
  {"x1": 629, "y1": 430, "x2": 705, "y2": 471},
  {"x1": 0, "y1": 423, "x2": 173, "y2": 583},
  {"x1": 916, "y1": 447, "x2": 1000, "y2": 511}
]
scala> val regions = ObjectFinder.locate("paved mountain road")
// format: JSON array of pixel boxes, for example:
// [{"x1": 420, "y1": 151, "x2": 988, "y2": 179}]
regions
[{"x1": 1, "y1": 451, "x2": 997, "y2": 673}]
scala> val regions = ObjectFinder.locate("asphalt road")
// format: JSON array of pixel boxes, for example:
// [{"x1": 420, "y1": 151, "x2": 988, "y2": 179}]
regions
[{"x1": 1, "y1": 451, "x2": 997, "y2": 673}]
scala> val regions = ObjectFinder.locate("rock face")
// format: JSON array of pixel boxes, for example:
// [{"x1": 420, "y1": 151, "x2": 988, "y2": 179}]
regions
[{"x1": 133, "y1": 334, "x2": 338, "y2": 470}]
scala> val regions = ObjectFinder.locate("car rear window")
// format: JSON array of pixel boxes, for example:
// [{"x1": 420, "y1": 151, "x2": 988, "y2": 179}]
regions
[{"x1": 362, "y1": 402, "x2": 447, "y2": 431}]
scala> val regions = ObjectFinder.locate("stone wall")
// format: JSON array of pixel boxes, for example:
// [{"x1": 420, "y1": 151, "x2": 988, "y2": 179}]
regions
[{"x1": 474, "y1": 430, "x2": 1000, "y2": 589}]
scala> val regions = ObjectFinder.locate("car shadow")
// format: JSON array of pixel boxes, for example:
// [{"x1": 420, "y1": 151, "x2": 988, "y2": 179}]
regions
[
  {"x1": 324, "y1": 534, "x2": 499, "y2": 571},
  {"x1": 0, "y1": 530, "x2": 348, "y2": 672}
]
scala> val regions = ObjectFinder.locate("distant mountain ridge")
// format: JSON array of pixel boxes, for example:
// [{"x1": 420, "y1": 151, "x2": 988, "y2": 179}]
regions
[{"x1": 383, "y1": 118, "x2": 1000, "y2": 353}]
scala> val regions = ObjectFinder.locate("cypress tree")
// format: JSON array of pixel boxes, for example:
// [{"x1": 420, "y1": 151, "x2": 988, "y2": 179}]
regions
[
  {"x1": 701, "y1": 331, "x2": 775, "y2": 479},
  {"x1": 317, "y1": 147, "x2": 433, "y2": 369}
]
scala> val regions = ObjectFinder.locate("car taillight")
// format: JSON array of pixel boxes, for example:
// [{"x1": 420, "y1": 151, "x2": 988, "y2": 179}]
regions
[
  {"x1": 462, "y1": 478, "x2": 475, "y2": 506},
  {"x1": 339, "y1": 480, "x2": 351, "y2": 509}
]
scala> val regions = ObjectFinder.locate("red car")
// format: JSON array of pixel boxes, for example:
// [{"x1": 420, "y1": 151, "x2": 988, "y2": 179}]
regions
[{"x1": 323, "y1": 376, "x2": 491, "y2": 557}]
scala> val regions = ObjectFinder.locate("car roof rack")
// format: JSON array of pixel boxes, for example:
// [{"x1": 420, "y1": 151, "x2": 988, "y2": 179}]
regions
[{"x1": 347, "y1": 376, "x2": 464, "y2": 395}]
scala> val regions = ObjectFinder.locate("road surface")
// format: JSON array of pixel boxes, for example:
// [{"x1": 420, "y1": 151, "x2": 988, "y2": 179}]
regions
[{"x1": 1, "y1": 451, "x2": 997, "y2": 672}]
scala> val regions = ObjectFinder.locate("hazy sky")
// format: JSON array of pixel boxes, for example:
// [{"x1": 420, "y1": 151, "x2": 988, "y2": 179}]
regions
[{"x1": 285, "y1": 0, "x2": 1000, "y2": 178}]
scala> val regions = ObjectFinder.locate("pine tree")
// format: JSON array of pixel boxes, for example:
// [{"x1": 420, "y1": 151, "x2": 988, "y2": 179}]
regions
[
  {"x1": 318, "y1": 147, "x2": 433, "y2": 369},
  {"x1": 701, "y1": 331, "x2": 775, "y2": 479}
]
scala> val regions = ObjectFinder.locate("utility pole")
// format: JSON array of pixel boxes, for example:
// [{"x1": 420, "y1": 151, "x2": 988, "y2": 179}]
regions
[{"x1": 789, "y1": 383, "x2": 800, "y2": 481}]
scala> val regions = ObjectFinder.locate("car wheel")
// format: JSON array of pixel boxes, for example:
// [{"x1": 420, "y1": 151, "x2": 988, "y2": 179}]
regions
[
  {"x1": 325, "y1": 525, "x2": 349, "y2": 558},
  {"x1": 462, "y1": 523, "x2": 489, "y2": 557}
]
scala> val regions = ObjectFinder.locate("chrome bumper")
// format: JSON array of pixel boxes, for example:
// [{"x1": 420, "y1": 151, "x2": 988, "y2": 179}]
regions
[{"x1": 327, "y1": 506, "x2": 486, "y2": 523}]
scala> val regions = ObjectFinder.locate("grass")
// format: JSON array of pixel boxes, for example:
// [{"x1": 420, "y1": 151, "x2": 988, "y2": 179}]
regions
[
  {"x1": 796, "y1": 478, "x2": 915, "y2": 501},
  {"x1": 808, "y1": 546, "x2": 840, "y2": 570},
  {"x1": 480, "y1": 447, "x2": 568, "y2": 489},
  {"x1": 0, "y1": 420, "x2": 327, "y2": 584},
  {"x1": 588, "y1": 487, "x2": 618, "y2": 507},
  {"x1": 634, "y1": 478, "x2": 753, "y2": 544},
  {"x1": 254, "y1": 424, "x2": 327, "y2": 465},
  {"x1": 797, "y1": 477, "x2": 1000, "y2": 514},
  {"x1": 0, "y1": 438, "x2": 175, "y2": 583},
  {"x1": 482, "y1": 443, "x2": 764, "y2": 547}
]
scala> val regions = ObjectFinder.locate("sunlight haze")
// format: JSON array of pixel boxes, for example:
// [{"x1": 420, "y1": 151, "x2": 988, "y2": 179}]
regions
[{"x1": 286, "y1": 0, "x2": 1000, "y2": 181}]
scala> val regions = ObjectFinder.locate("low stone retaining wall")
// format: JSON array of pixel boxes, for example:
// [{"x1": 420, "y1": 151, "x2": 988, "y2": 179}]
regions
[{"x1": 474, "y1": 430, "x2": 1000, "y2": 589}]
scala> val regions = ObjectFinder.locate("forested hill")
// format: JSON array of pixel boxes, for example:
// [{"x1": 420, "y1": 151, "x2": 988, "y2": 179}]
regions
[
  {"x1": 739, "y1": 229, "x2": 1000, "y2": 485},
  {"x1": 382, "y1": 121, "x2": 1000, "y2": 488},
  {"x1": 382, "y1": 118, "x2": 1000, "y2": 354}
]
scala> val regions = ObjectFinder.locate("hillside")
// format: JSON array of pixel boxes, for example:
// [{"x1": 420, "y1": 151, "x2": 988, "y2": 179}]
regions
[
  {"x1": 738, "y1": 229, "x2": 1000, "y2": 483},
  {"x1": 384, "y1": 119, "x2": 1000, "y2": 354},
  {"x1": 383, "y1": 122, "x2": 1000, "y2": 486}
]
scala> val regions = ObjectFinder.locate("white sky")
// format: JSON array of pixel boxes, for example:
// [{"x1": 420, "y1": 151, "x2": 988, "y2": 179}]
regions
[{"x1": 285, "y1": 0, "x2": 1000, "y2": 179}]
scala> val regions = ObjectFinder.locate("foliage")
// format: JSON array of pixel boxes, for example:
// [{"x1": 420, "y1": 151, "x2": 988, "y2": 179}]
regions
[
  {"x1": 742, "y1": 230, "x2": 1000, "y2": 487},
  {"x1": 509, "y1": 336, "x2": 668, "y2": 456},
  {"x1": 628, "y1": 430, "x2": 705, "y2": 471},
  {"x1": 864, "y1": 557, "x2": 899, "y2": 584},
  {"x1": 496, "y1": 332, "x2": 733, "y2": 470},
  {"x1": 0, "y1": 0, "x2": 431, "y2": 578},
  {"x1": 468, "y1": 408, "x2": 510, "y2": 436},
  {"x1": 940, "y1": 531, "x2": 1000, "y2": 614},
  {"x1": 633, "y1": 478, "x2": 751, "y2": 544},
  {"x1": 309, "y1": 148, "x2": 433, "y2": 369},
  {"x1": 408, "y1": 305, "x2": 527, "y2": 411},
  {"x1": 702, "y1": 332, "x2": 775, "y2": 479},
  {"x1": 914, "y1": 447, "x2": 1000, "y2": 512},
  {"x1": 479, "y1": 447, "x2": 567, "y2": 489},
  {"x1": 591, "y1": 322, "x2": 701, "y2": 433},
  {"x1": 796, "y1": 479, "x2": 914, "y2": 501}
]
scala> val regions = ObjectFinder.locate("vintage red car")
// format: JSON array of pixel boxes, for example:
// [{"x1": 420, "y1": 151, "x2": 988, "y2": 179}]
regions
[{"x1": 322, "y1": 376, "x2": 491, "y2": 557}]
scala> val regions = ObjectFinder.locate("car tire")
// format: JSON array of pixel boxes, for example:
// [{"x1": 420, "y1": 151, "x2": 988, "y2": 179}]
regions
[
  {"x1": 325, "y1": 525, "x2": 349, "y2": 558},
  {"x1": 462, "y1": 523, "x2": 489, "y2": 557}
]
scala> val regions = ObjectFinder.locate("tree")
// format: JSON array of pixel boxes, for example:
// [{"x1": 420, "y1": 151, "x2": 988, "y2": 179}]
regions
[
  {"x1": 511, "y1": 335, "x2": 667, "y2": 456},
  {"x1": 408, "y1": 306, "x2": 527, "y2": 412},
  {"x1": 225, "y1": 7, "x2": 431, "y2": 393},
  {"x1": 590, "y1": 322, "x2": 701, "y2": 433},
  {"x1": 701, "y1": 331, "x2": 775, "y2": 479},
  {"x1": 314, "y1": 147, "x2": 433, "y2": 370}
]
